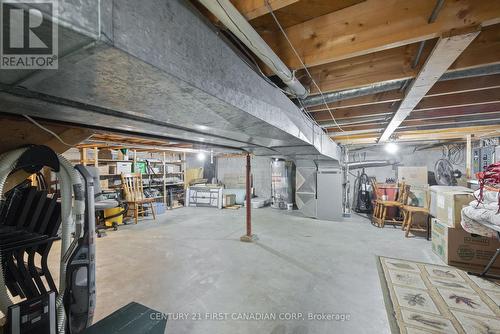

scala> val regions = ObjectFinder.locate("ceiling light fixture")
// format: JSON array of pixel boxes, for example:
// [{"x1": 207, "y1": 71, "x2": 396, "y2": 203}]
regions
[{"x1": 384, "y1": 142, "x2": 399, "y2": 154}]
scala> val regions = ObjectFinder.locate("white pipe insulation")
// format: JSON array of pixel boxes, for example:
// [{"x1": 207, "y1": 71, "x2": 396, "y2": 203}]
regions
[{"x1": 197, "y1": 0, "x2": 309, "y2": 99}]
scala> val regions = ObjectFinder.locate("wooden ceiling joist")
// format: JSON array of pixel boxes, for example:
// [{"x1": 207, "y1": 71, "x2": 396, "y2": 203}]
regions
[
  {"x1": 316, "y1": 99, "x2": 500, "y2": 131},
  {"x1": 302, "y1": 24, "x2": 500, "y2": 95},
  {"x1": 223, "y1": 0, "x2": 500, "y2": 145},
  {"x1": 309, "y1": 73, "x2": 500, "y2": 113},
  {"x1": 332, "y1": 124, "x2": 500, "y2": 144},
  {"x1": 379, "y1": 28, "x2": 480, "y2": 142},
  {"x1": 231, "y1": 0, "x2": 299, "y2": 20},
  {"x1": 263, "y1": 0, "x2": 500, "y2": 70},
  {"x1": 325, "y1": 112, "x2": 500, "y2": 132},
  {"x1": 231, "y1": 0, "x2": 365, "y2": 30}
]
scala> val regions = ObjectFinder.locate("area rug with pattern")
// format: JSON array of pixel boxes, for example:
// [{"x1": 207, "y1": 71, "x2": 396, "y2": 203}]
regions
[{"x1": 377, "y1": 256, "x2": 500, "y2": 334}]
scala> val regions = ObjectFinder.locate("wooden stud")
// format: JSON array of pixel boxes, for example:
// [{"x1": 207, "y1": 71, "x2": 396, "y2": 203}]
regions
[
  {"x1": 264, "y1": 0, "x2": 500, "y2": 70},
  {"x1": 466, "y1": 134, "x2": 472, "y2": 179}
]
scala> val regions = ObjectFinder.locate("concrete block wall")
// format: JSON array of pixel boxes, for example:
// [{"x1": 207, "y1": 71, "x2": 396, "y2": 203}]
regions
[
  {"x1": 216, "y1": 156, "x2": 272, "y2": 199},
  {"x1": 348, "y1": 145, "x2": 466, "y2": 207},
  {"x1": 185, "y1": 154, "x2": 205, "y2": 169}
]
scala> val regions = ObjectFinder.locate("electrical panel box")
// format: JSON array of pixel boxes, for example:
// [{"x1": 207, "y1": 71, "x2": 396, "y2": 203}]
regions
[{"x1": 473, "y1": 146, "x2": 495, "y2": 174}]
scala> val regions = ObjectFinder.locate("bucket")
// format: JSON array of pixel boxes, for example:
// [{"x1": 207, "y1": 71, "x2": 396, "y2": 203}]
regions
[{"x1": 104, "y1": 207, "x2": 124, "y2": 227}]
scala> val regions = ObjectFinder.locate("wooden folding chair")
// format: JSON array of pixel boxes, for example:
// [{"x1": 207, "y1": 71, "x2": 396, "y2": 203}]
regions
[
  {"x1": 372, "y1": 182, "x2": 408, "y2": 228},
  {"x1": 120, "y1": 173, "x2": 156, "y2": 224},
  {"x1": 401, "y1": 188, "x2": 431, "y2": 238}
]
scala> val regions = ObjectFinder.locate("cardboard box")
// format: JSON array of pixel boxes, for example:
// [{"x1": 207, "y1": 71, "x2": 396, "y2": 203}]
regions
[
  {"x1": 430, "y1": 186, "x2": 473, "y2": 219},
  {"x1": 97, "y1": 165, "x2": 109, "y2": 176},
  {"x1": 431, "y1": 190, "x2": 474, "y2": 228},
  {"x1": 98, "y1": 149, "x2": 117, "y2": 160},
  {"x1": 431, "y1": 218, "x2": 500, "y2": 271},
  {"x1": 398, "y1": 166, "x2": 428, "y2": 185},
  {"x1": 223, "y1": 194, "x2": 236, "y2": 207},
  {"x1": 116, "y1": 162, "x2": 132, "y2": 174}
]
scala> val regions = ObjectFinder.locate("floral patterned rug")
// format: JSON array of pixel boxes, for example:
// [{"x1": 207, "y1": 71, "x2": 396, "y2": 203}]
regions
[{"x1": 377, "y1": 256, "x2": 500, "y2": 334}]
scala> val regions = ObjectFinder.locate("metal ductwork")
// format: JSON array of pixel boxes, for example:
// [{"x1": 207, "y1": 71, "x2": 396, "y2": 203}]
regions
[
  {"x1": 302, "y1": 80, "x2": 406, "y2": 108},
  {"x1": 302, "y1": 63, "x2": 500, "y2": 108},
  {"x1": 348, "y1": 160, "x2": 400, "y2": 169},
  {"x1": 197, "y1": 0, "x2": 308, "y2": 99},
  {"x1": 0, "y1": 0, "x2": 340, "y2": 162}
]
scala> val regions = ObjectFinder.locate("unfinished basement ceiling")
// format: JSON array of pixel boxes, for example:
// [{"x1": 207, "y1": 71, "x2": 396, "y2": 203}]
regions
[
  {"x1": 221, "y1": 0, "x2": 500, "y2": 144},
  {"x1": 0, "y1": 0, "x2": 340, "y2": 162}
]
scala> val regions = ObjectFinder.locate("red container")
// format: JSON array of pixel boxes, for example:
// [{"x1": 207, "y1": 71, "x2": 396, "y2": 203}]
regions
[{"x1": 374, "y1": 183, "x2": 398, "y2": 218}]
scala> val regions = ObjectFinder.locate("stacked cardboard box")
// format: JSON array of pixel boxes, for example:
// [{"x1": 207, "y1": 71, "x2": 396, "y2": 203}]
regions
[
  {"x1": 429, "y1": 186, "x2": 474, "y2": 227},
  {"x1": 431, "y1": 218, "x2": 500, "y2": 271},
  {"x1": 430, "y1": 185, "x2": 499, "y2": 271}
]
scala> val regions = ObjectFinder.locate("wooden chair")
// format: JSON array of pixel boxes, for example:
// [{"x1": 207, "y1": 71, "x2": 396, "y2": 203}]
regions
[
  {"x1": 372, "y1": 182, "x2": 408, "y2": 228},
  {"x1": 401, "y1": 188, "x2": 431, "y2": 238},
  {"x1": 120, "y1": 173, "x2": 156, "y2": 224}
]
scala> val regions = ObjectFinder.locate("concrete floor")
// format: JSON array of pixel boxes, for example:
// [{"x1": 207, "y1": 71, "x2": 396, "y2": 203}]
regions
[{"x1": 51, "y1": 207, "x2": 442, "y2": 334}]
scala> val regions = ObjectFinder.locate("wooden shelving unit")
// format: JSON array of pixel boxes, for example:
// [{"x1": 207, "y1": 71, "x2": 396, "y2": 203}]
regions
[{"x1": 78, "y1": 147, "x2": 187, "y2": 209}]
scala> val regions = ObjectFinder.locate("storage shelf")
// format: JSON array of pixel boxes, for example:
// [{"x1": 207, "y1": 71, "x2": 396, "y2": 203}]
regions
[
  {"x1": 166, "y1": 182, "x2": 184, "y2": 186},
  {"x1": 80, "y1": 147, "x2": 186, "y2": 206},
  {"x1": 98, "y1": 159, "x2": 132, "y2": 163}
]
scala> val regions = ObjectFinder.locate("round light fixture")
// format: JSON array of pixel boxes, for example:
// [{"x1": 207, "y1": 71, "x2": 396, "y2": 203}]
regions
[
  {"x1": 197, "y1": 152, "x2": 206, "y2": 161},
  {"x1": 384, "y1": 142, "x2": 399, "y2": 154}
]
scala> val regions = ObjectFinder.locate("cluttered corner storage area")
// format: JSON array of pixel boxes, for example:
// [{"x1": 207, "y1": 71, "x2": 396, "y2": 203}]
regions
[
  {"x1": 352, "y1": 148, "x2": 500, "y2": 277},
  {"x1": 61, "y1": 143, "x2": 188, "y2": 230}
]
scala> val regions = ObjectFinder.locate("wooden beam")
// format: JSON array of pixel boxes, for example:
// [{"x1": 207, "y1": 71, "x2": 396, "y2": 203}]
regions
[
  {"x1": 327, "y1": 116, "x2": 499, "y2": 133},
  {"x1": 233, "y1": 0, "x2": 365, "y2": 30},
  {"x1": 425, "y1": 73, "x2": 500, "y2": 96},
  {"x1": 333, "y1": 124, "x2": 500, "y2": 144},
  {"x1": 403, "y1": 113, "x2": 500, "y2": 127},
  {"x1": 264, "y1": 0, "x2": 500, "y2": 70},
  {"x1": 309, "y1": 73, "x2": 500, "y2": 112},
  {"x1": 466, "y1": 134, "x2": 472, "y2": 178},
  {"x1": 307, "y1": 90, "x2": 403, "y2": 110},
  {"x1": 301, "y1": 24, "x2": 500, "y2": 94},
  {"x1": 313, "y1": 88, "x2": 500, "y2": 123},
  {"x1": 231, "y1": 0, "x2": 299, "y2": 20},
  {"x1": 415, "y1": 86, "x2": 500, "y2": 110},
  {"x1": 313, "y1": 102, "x2": 394, "y2": 121},
  {"x1": 320, "y1": 105, "x2": 500, "y2": 128},
  {"x1": 379, "y1": 28, "x2": 480, "y2": 142},
  {"x1": 330, "y1": 117, "x2": 500, "y2": 135},
  {"x1": 410, "y1": 102, "x2": 500, "y2": 119},
  {"x1": 0, "y1": 117, "x2": 93, "y2": 193},
  {"x1": 302, "y1": 42, "x2": 425, "y2": 94}
]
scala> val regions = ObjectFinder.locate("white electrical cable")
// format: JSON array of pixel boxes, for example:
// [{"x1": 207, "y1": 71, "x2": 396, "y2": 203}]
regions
[
  {"x1": 264, "y1": 0, "x2": 345, "y2": 133},
  {"x1": 0, "y1": 148, "x2": 28, "y2": 315},
  {"x1": 23, "y1": 115, "x2": 74, "y2": 147}
]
